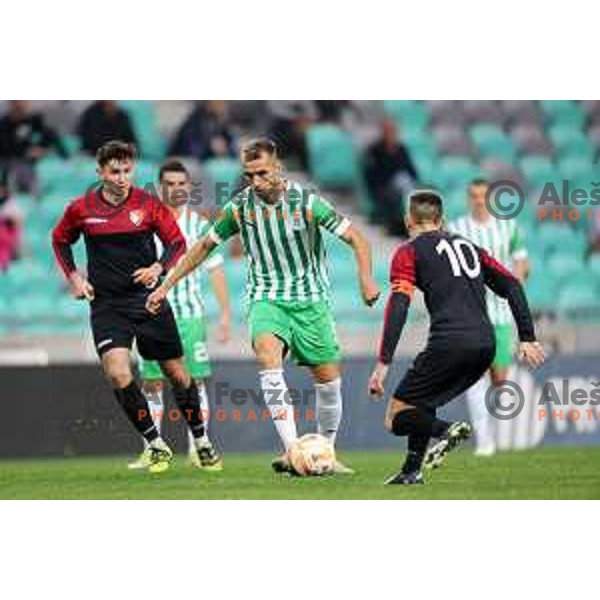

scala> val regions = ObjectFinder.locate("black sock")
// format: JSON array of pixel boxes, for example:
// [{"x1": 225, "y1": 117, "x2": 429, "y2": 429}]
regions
[
  {"x1": 172, "y1": 380, "x2": 205, "y2": 440},
  {"x1": 114, "y1": 381, "x2": 158, "y2": 443},
  {"x1": 402, "y1": 434, "x2": 430, "y2": 473},
  {"x1": 391, "y1": 408, "x2": 451, "y2": 438}
]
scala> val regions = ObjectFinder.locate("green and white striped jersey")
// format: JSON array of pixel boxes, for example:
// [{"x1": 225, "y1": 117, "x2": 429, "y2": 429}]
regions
[
  {"x1": 449, "y1": 214, "x2": 527, "y2": 325},
  {"x1": 206, "y1": 180, "x2": 351, "y2": 303},
  {"x1": 160, "y1": 207, "x2": 224, "y2": 319}
]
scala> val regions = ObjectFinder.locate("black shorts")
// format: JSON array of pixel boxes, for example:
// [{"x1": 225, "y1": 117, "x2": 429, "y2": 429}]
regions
[
  {"x1": 90, "y1": 296, "x2": 183, "y2": 361},
  {"x1": 393, "y1": 340, "x2": 496, "y2": 411}
]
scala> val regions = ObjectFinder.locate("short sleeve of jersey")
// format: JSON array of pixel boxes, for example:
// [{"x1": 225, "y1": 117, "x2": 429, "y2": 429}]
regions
[
  {"x1": 197, "y1": 219, "x2": 224, "y2": 270},
  {"x1": 389, "y1": 243, "x2": 417, "y2": 298},
  {"x1": 311, "y1": 194, "x2": 351, "y2": 237},
  {"x1": 510, "y1": 222, "x2": 528, "y2": 260},
  {"x1": 206, "y1": 201, "x2": 240, "y2": 245}
]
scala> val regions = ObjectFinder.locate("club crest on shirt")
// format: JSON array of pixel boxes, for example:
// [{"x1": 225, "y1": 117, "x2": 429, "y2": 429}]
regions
[{"x1": 129, "y1": 209, "x2": 146, "y2": 227}]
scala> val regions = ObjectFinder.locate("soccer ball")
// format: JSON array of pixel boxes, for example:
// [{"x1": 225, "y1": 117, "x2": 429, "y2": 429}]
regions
[{"x1": 288, "y1": 434, "x2": 336, "y2": 476}]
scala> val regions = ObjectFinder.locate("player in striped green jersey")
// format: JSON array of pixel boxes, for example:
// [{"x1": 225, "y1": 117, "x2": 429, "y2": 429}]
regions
[
  {"x1": 130, "y1": 160, "x2": 231, "y2": 471},
  {"x1": 147, "y1": 138, "x2": 381, "y2": 474},
  {"x1": 449, "y1": 178, "x2": 530, "y2": 455}
]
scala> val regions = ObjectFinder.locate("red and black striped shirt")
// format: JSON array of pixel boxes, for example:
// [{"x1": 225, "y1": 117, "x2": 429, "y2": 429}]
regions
[
  {"x1": 378, "y1": 229, "x2": 536, "y2": 364},
  {"x1": 52, "y1": 186, "x2": 186, "y2": 300}
]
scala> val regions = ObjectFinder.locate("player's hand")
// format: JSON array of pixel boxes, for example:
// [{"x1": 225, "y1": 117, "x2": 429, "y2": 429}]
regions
[
  {"x1": 518, "y1": 341, "x2": 546, "y2": 369},
  {"x1": 133, "y1": 262, "x2": 163, "y2": 288},
  {"x1": 368, "y1": 362, "x2": 389, "y2": 399},
  {"x1": 360, "y1": 275, "x2": 381, "y2": 307},
  {"x1": 68, "y1": 272, "x2": 95, "y2": 301},
  {"x1": 216, "y1": 311, "x2": 232, "y2": 343},
  {"x1": 146, "y1": 286, "x2": 168, "y2": 314}
]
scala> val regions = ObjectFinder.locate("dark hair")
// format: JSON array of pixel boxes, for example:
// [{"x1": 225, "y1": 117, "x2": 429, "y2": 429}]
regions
[
  {"x1": 409, "y1": 190, "x2": 444, "y2": 224},
  {"x1": 241, "y1": 137, "x2": 278, "y2": 162},
  {"x1": 469, "y1": 177, "x2": 490, "y2": 188},
  {"x1": 158, "y1": 159, "x2": 190, "y2": 183},
  {"x1": 96, "y1": 140, "x2": 138, "y2": 167}
]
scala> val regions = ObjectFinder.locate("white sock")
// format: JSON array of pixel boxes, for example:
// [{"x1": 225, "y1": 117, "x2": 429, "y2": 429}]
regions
[
  {"x1": 143, "y1": 386, "x2": 164, "y2": 448},
  {"x1": 188, "y1": 380, "x2": 210, "y2": 452},
  {"x1": 465, "y1": 376, "x2": 495, "y2": 450},
  {"x1": 315, "y1": 377, "x2": 342, "y2": 445},
  {"x1": 259, "y1": 368, "x2": 298, "y2": 450}
]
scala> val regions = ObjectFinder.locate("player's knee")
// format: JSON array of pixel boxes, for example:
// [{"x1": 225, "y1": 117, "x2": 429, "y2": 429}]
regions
[
  {"x1": 254, "y1": 345, "x2": 281, "y2": 369},
  {"x1": 106, "y1": 365, "x2": 133, "y2": 388}
]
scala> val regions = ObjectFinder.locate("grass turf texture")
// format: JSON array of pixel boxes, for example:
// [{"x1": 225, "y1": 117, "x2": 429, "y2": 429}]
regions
[{"x1": 1, "y1": 447, "x2": 599, "y2": 499}]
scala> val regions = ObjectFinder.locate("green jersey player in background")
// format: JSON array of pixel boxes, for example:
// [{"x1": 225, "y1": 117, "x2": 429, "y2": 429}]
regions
[
  {"x1": 449, "y1": 178, "x2": 530, "y2": 456},
  {"x1": 130, "y1": 160, "x2": 232, "y2": 470},
  {"x1": 147, "y1": 138, "x2": 381, "y2": 474}
]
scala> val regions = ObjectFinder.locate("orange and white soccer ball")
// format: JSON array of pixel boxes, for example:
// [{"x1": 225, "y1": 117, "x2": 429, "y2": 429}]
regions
[{"x1": 288, "y1": 434, "x2": 336, "y2": 476}]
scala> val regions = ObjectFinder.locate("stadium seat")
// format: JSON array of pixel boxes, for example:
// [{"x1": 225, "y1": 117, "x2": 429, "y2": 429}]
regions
[
  {"x1": 557, "y1": 284, "x2": 599, "y2": 315},
  {"x1": 510, "y1": 125, "x2": 553, "y2": 156},
  {"x1": 539, "y1": 100, "x2": 585, "y2": 128},
  {"x1": 519, "y1": 155, "x2": 556, "y2": 189},
  {"x1": 383, "y1": 101, "x2": 429, "y2": 130},
  {"x1": 558, "y1": 156, "x2": 595, "y2": 182},
  {"x1": 120, "y1": 101, "x2": 165, "y2": 160},
  {"x1": 500, "y1": 100, "x2": 544, "y2": 127},
  {"x1": 306, "y1": 124, "x2": 361, "y2": 189},
  {"x1": 462, "y1": 101, "x2": 505, "y2": 126},
  {"x1": 588, "y1": 254, "x2": 600, "y2": 276},
  {"x1": 536, "y1": 223, "x2": 582, "y2": 254},
  {"x1": 435, "y1": 157, "x2": 480, "y2": 190},
  {"x1": 545, "y1": 253, "x2": 587, "y2": 280},
  {"x1": 526, "y1": 275, "x2": 556, "y2": 311},
  {"x1": 548, "y1": 126, "x2": 594, "y2": 159},
  {"x1": 202, "y1": 157, "x2": 242, "y2": 203},
  {"x1": 469, "y1": 124, "x2": 505, "y2": 146}
]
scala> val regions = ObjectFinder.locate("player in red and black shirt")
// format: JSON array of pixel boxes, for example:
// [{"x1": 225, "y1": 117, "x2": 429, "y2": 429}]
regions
[
  {"x1": 52, "y1": 141, "x2": 220, "y2": 473},
  {"x1": 368, "y1": 190, "x2": 545, "y2": 484}
]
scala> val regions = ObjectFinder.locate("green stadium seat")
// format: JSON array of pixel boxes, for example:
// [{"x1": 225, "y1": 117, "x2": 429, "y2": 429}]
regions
[
  {"x1": 120, "y1": 101, "x2": 165, "y2": 160},
  {"x1": 435, "y1": 157, "x2": 481, "y2": 190},
  {"x1": 203, "y1": 157, "x2": 242, "y2": 203},
  {"x1": 469, "y1": 125, "x2": 505, "y2": 146},
  {"x1": 519, "y1": 155, "x2": 555, "y2": 189},
  {"x1": 588, "y1": 254, "x2": 600, "y2": 276},
  {"x1": 306, "y1": 125, "x2": 361, "y2": 189},
  {"x1": 539, "y1": 101, "x2": 585, "y2": 127},
  {"x1": 558, "y1": 156, "x2": 595, "y2": 181},
  {"x1": 557, "y1": 283, "x2": 599, "y2": 313},
  {"x1": 526, "y1": 275, "x2": 557, "y2": 311},
  {"x1": 476, "y1": 136, "x2": 516, "y2": 164},
  {"x1": 545, "y1": 253, "x2": 586, "y2": 279},
  {"x1": 536, "y1": 223, "x2": 581, "y2": 254},
  {"x1": 548, "y1": 126, "x2": 594, "y2": 159},
  {"x1": 383, "y1": 101, "x2": 429, "y2": 129}
]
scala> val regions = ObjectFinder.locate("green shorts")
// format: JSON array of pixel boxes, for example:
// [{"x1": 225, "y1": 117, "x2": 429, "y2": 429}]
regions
[
  {"x1": 493, "y1": 324, "x2": 514, "y2": 370},
  {"x1": 248, "y1": 299, "x2": 341, "y2": 367},
  {"x1": 139, "y1": 317, "x2": 211, "y2": 381}
]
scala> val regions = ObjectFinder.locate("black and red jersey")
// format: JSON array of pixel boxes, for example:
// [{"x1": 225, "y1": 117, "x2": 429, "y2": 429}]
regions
[
  {"x1": 378, "y1": 229, "x2": 536, "y2": 364},
  {"x1": 52, "y1": 186, "x2": 186, "y2": 300}
]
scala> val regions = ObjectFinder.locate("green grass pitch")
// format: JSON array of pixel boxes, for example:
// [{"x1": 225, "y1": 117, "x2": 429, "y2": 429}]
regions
[{"x1": 1, "y1": 447, "x2": 599, "y2": 499}]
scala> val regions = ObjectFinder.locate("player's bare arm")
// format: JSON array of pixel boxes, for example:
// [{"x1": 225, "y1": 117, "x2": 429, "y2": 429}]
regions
[
  {"x1": 341, "y1": 225, "x2": 380, "y2": 306},
  {"x1": 513, "y1": 258, "x2": 530, "y2": 283},
  {"x1": 146, "y1": 235, "x2": 218, "y2": 313},
  {"x1": 208, "y1": 264, "x2": 232, "y2": 343}
]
